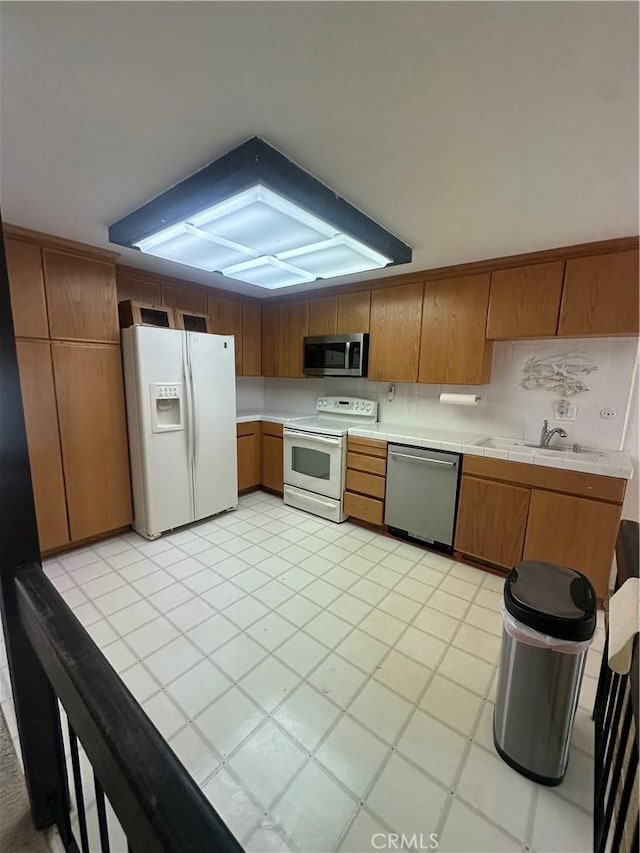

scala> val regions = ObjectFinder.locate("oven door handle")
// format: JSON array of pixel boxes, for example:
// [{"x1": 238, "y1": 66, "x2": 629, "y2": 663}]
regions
[{"x1": 283, "y1": 429, "x2": 342, "y2": 446}]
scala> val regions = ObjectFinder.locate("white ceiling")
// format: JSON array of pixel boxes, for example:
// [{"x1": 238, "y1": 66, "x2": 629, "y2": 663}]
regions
[{"x1": 1, "y1": 1, "x2": 638, "y2": 298}]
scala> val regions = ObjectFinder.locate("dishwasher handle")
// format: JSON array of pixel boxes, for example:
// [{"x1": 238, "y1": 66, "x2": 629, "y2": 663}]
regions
[{"x1": 388, "y1": 450, "x2": 457, "y2": 467}]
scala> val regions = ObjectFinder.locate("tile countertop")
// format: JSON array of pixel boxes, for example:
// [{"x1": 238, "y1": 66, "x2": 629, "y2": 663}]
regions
[
  {"x1": 348, "y1": 423, "x2": 634, "y2": 480},
  {"x1": 236, "y1": 410, "x2": 311, "y2": 425},
  {"x1": 235, "y1": 412, "x2": 633, "y2": 479}
]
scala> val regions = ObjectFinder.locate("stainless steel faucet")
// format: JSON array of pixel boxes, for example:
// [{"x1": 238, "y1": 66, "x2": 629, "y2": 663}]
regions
[{"x1": 539, "y1": 419, "x2": 568, "y2": 448}]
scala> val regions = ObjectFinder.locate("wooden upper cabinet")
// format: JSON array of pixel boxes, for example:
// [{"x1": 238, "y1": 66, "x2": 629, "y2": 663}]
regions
[
  {"x1": 16, "y1": 340, "x2": 70, "y2": 551},
  {"x1": 487, "y1": 261, "x2": 564, "y2": 340},
  {"x1": 558, "y1": 250, "x2": 640, "y2": 337},
  {"x1": 278, "y1": 301, "x2": 308, "y2": 377},
  {"x1": 455, "y1": 476, "x2": 530, "y2": 569},
  {"x1": 242, "y1": 302, "x2": 262, "y2": 376},
  {"x1": 337, "y1": 291, "x2": 371, "y2": 334},
  {"x1": 523, "y1": 489, "x2": 621, "y2": 599},
  {"x1": 368, "y1": 284, "x2": 423, "y2": 381},
  {"x1": 43, "y1": 250, "x2": 119, "y2": 343},
  {"x1": 5, "y1": 239, "x2": 49, "y2": 339},
  {"x1": 419, "y1": 273, "x2": 493, "y2": 384},
  {"x1": 52, "y1": 343, "x2": 132, "y2": 542},
  {"x1": 308, "y1": 295, "x2": 337, "y2": 336},
  {"x1": 116, "y1": 273, "x2": 162, "y2": 307},
  {"x1": 261, "y1": 303, "x2": 278, "y2": 377},
  {"x1": 161, "y1": 284, "x2": 207, "y2": 315},
  {"x1": 209, "y1": 295, "x2": 243, "y2": 374}
]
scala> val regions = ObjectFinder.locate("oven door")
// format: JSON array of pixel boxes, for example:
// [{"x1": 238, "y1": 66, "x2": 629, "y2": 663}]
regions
[{"x1": 283, "y1": 428, "x2": 344, "y2": 500}]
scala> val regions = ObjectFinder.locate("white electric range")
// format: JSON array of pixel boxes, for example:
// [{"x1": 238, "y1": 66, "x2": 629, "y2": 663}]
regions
[{"x1": 283, "y1": 396, "x2": 378, "y2": 523}]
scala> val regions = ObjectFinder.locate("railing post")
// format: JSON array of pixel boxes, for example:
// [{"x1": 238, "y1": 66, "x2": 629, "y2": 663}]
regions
[{"x1": 0, "y1": 215, "x2": 71, "y2": 830}]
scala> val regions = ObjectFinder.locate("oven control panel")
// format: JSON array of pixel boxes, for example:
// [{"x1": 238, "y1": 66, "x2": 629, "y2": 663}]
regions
[{"x1": 315, "y1": 396, "x2": 378, "y2": 419}]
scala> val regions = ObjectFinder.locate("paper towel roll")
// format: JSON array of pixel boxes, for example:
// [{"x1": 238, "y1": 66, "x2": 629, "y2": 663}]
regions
[{"x1": 439, "y1": 393, "x2": 480, "y2": 406}]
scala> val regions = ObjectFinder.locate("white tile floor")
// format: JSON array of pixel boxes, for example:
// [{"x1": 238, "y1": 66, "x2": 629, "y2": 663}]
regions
[{"x1": 0, "y1": 491, "x2": 605, "y2": 853}]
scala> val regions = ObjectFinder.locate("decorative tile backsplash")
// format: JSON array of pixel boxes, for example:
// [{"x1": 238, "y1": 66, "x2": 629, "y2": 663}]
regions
[
  {"x1": 520, "y1": 351, "x2": 598, "y2": 396},
  {"x1": 237, "y1": 337, "x2": 638, "y2": 452}
]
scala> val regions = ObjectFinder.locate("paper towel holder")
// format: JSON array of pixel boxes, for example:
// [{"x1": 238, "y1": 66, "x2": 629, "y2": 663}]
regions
[{"x1": 439, "y1": 392, "x2": 482, "y2": 405}]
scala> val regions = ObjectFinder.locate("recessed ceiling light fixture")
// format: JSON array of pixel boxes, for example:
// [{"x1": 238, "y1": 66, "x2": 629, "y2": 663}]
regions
[{"x1": 108, "y1": 137, "x2": 412, "y2": 289}]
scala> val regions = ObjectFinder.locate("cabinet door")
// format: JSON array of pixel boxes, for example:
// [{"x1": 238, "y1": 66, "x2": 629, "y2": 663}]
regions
[
  {"x1": 523, "y1": 490, "x2": 621, "y2": 599},
  {"x1": 242, "y1": 302, "x2": 262, "y2": 376},
  {"x1": 369, "y1": 284, "x2": 423, "y2": 381},
  {"x1": 52, "y1": 343, "x2": 132, "y2": 541},
  {"x1": 116, "y1": 274, "x2": 161, "y2": 307},
  {"x1": 6, "y1": 239, "x2": 49, "y2": 338},
  {"x1": 419, "y1": 274, "x2": 493, "y2": 384},
  {"x1": 278, "y1": 301, "x2": 308, "y2": 378},
  {"x1": 455, "y1": 476, "x2": 530, "y2": 569},
  {"x1": 238, "y1": 434, "x2": 259, "y2": 491},
  {"x1": 262, "y1": 435, "x2": 284, "y2": 493},
  {"x1": 209, "y1": 295, "x2": 243, "y2": 374},
  {"x1": 261, "y1": 303, "x2": 278, "y2": 377},
  {"x1": 16, "y1": 340, "x2": 69, "y2": 551},
  {"x1": 337, "y1": 291, "x2": 370, "y2": 333},
  {"x1": 162, "y1": 284, "x2": 207, "y2": 315},
  {"x1": 558, "y1": 250, "x2": 639, "y2": 337},
  {"x1": 308, "y1": 296, "x2": 337, "y2": 336},
  {"x1": 44, "y1": 250, "x2": 119, "y2": 343},
  {"x1": 487, "y1": 262, "x2": 564, "y2": 339}
]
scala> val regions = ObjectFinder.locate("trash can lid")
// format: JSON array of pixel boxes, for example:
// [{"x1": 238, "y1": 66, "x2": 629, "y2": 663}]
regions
[{"x1": 504, "y1": 561, "x2": 597, "y2": 642}]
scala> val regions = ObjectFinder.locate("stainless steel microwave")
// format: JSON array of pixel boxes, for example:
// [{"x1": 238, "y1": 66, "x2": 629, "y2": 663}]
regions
[{"x1": 303, "y1": 333, "x2": 369, "y2": 377}]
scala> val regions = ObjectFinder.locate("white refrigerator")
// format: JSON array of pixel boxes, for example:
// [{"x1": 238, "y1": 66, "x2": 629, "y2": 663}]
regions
[{"x1": 121, "y1": 325, "x2": 238, "y2": 539}]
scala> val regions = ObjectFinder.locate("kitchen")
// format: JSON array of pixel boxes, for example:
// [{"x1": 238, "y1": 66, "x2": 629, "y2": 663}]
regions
[{"x1": 0, "y1": 3, "x2": 638, "y2": 853}]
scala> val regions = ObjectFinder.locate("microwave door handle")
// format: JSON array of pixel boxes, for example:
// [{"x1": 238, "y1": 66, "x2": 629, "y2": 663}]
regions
[{"x1": 344, "y1": 340, "x2": 351, "y2": 369}]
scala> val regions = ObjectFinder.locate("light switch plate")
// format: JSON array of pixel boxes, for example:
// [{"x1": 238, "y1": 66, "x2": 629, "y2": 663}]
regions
[{"x1": 553, "y1": 400, "x2": 577, "y2": 421}]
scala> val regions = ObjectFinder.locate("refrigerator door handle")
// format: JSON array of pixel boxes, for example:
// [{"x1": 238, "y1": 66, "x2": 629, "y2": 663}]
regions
[
  {"x1": 183, "y1": 335, "x2": 196, "y2": 518},
  {"x1": 189, "y1": 340, "x2": 199, "y2": 475}
]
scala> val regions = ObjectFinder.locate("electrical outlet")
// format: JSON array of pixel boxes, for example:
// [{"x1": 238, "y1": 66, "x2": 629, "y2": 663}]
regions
[{"x1": 600, "y1": 408, "x2": 616, "y2": 419}]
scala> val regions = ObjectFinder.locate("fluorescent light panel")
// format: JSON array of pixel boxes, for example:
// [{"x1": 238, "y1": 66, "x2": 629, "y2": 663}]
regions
[{"x1": 133, "y1": 185, "x2": 390, "y2": 289}]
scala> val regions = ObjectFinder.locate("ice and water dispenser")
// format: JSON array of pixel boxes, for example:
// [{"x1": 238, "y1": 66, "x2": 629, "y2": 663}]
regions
[{"x1": 149, "y1": 383, "x2": 184, "y2": 433}]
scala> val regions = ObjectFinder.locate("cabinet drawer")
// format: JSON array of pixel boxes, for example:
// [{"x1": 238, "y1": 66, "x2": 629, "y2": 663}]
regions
[
  {"x1": 346, "y1": 469, "x2": 386, "y2": 499},
  {"x1": 262, "y1": 421, "x2": 283, "y2": 438},
  {"x1": 462, "y1": 455, "x2": 626, "y2": 504},
  {"x1": 347, "y1": 451, "x2": 386, "y2": 476},
  {"x1": 344, "y1": 491, "x2": 384, "y2": 526},
  {"x1": 347, "y1": 436, "x2": 387, "y2": 457},
  {"x1": 237, "y1": 421, "x2": 261, "y2": 437}
]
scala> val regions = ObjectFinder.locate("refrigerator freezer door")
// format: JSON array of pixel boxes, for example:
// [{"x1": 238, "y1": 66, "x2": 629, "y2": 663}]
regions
[
  {"x1": 187, "y1": 332, "x2": 238, "y2": 520},
  {"x1": 123, "y1": 326, "x2": 193, "y2": 538}
]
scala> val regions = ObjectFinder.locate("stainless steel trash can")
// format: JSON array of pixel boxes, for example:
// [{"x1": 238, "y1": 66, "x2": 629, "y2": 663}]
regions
[{"x1": 493, "y1": 560, "x2": 596, "y2": 785}]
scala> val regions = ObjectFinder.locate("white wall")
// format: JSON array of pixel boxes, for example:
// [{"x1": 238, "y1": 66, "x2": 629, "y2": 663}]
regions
[
  {"x1": 621, "y1": 357, "x2": 639, "y2": 521},
  {"x1": 263, "y1": 337, "x2": 638, "y2": 452},
  {"x1": 235, "y1": 377, "x2": 265, "y2": 413}
]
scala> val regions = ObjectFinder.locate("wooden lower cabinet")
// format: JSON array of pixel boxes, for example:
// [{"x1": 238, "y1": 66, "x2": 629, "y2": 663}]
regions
[
  {"x1": 343, "y1": 436, "x2": 387, "y2": 525},
  {"x1": 52, "y1": 343, "x2": 132, "y2": 541},
  {"x1": 262, "y1": 422, "x2": 284, "y2": 493},
  {"x1": 237, "y1": 422, "x2": 262, "y2": 491},
  {"x1": 16, "y1": 340, "x2": 70, "y2": 551},
  {"x1": 455, "y1": 476, "x2": 530, "y2": 569},
  {"x1": 523, "y1": 490, "x2": 621, "y2": 599},
  {"x1": 455, "y1": 457, "x2": 626, "y2": 599}
]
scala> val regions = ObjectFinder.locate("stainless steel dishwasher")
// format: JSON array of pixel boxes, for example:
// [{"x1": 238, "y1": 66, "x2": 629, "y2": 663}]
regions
[{"x1": 384, "y1": 444, "x2": 462, "y2": 550}]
